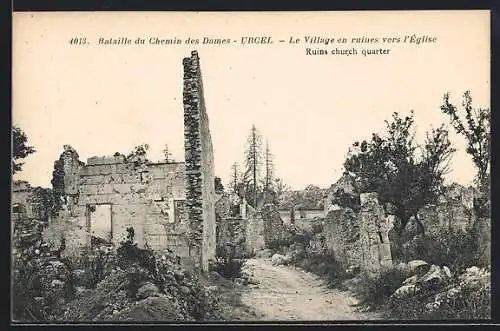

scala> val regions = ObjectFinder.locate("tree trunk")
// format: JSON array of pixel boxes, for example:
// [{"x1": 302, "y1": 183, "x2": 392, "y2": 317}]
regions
[{"x1": 413, "y1": 214, "x2": 425, "y2": 236}]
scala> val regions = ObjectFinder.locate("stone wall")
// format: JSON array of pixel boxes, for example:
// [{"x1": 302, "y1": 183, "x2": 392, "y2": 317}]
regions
[
  {"x1": 183, "y1": 50, "x2": 216, "y2": 271},
  {"x1": 43, "y1": 154, "x2": 190, "y2": 259},
  {"x1": 417, "y1": 200, "x2": 476, "y2": 235},
  {"x1": 324, "y1": 207, "x2": 362, "y2": 268},
  {"x1": 244, "y1": 210, "x2": 265, "y2": 255},
  {"x1": 359, "y1": 193, "x2": 392, "y2": 275},
  {"x1": 261, "y1": 203, "x2": 285, "y2": 246}
]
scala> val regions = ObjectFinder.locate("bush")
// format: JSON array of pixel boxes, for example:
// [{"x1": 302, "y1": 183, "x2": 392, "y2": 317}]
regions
[
  {"x1": 397, "y1": 228, "x2": 482, "y2": 273},
  {"x1": 354, "y1": 268, "x2": 409, "y2": 311},
  {"x1": 213, "y1": 244, "x2": 244, "y2": 279}
]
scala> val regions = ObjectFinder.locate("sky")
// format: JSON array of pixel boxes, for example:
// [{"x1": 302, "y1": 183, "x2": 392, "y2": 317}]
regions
[{"x1": 12, "y1": 11, "x2": 490, "y2": 190}]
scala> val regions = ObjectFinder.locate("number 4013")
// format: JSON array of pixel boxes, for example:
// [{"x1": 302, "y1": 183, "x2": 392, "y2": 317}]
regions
[{"x1": 69, "y1": 37, "x2": 87, "y2": 45}]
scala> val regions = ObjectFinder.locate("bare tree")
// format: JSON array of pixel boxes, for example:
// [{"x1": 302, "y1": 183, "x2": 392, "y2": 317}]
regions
[
  {"x1": 229, "y1": 162, "x2": 241, "y2": 194},
  {"x1": 264, "y1": 140, "x2": 275, "y2": 192},
  {"x1": 244, "y1": 125, "x2": 263, "y2": 207},
  {"x1": 162, "y1": 144, "x2": 174, "y2": 162}
]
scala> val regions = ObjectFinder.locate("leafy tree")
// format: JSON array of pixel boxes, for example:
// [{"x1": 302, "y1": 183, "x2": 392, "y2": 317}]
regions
[
  {"x1": 126, "y1": 144, "x2": 149, "y2": 164},
  {"x1": 344, "y1": 111, "x2": 455, "y2": 234},
  {"x1": 441, "y1": 91, "x2": 490, "y2": 192},
  {"x1": 12, "y1": 126, "x2": 35, "y2": 174},
  {"x1": 243, "y1": 125, "x2": 263, "y2": 207},
  {"x1": 300, "y1": 185, "x2": 326, "y2": 209}
]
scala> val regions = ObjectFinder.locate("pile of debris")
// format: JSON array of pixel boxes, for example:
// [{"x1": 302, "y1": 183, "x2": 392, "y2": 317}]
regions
[{"x1": 389, "y1": 260, "x2": 491, "y2": 317}]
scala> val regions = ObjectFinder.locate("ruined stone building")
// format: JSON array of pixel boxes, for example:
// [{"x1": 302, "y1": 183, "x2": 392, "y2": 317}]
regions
[
  {"x1": 41, "y1": 51, "x2": 216, "y2": 271},
  {"x1": 215, "y1": 193, "x2": 265, "y2": 257}
]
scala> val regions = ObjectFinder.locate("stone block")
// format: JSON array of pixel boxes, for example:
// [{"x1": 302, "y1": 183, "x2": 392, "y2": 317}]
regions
[
  {"x1": 97, "y1": 184, "x2": 114, "y2": 195},
  {"x1": 112, "y1": 183, "x2": 131, "y2": 194},
  {"x1": 131, "y1": 183, "x2": 147, "y2": 194},
  {"x1": 81, "y1": 185, "x2": 98, "y2": 196},
  {"x1": 97, "y1": 165, "x2": 112, "y2": 175}
]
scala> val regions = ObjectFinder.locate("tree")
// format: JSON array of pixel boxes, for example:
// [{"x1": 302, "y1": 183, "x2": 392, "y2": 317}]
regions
[
  {"x1": 214, "y1": 177, "x2": 224, "y2": 194},
  {"x1": 229, "y1": 162, "x2": 241, "y2": 194},
  {"x1": 243, "y1": 125, "x2": 263, "y2": 207},
  {"x1": 301, "y1": 185, "x2": 326, "y2": 209},
  {"x1": 12, "y1": 126, "x2": 35, "y2": 174},
  {"x1": 263, "y1": 140, "x2": 275, "y2": 193},
  {"x1": 162, "y1": 144, "x2": 174, "y2": 163},
  {"x1": 441, "y1": 91, "x2": 490, "y2": 192},
  {"x1": 344, "y1": 111, "x2": 455, "y2": 234}
]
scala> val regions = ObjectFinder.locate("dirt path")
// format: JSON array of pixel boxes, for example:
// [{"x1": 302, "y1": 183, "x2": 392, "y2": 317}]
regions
[{"x1": 239, "y1": 258, "x2": 382, "y2": 321}]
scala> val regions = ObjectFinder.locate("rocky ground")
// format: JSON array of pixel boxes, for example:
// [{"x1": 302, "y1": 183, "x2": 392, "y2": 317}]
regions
[{"x1": 237, "y1": 257, "x2": 381, "y2": 321}]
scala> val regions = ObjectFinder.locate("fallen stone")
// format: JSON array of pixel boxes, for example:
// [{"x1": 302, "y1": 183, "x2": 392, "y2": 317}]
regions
[
  {"x1": 443, "y1": 266, "x2": 452, "y2": 278},
  {"x1": 257, "y1": 249, "x2": 273, "y2": 258},
  {"x1": 391, "y1": 284, "x2": 418, "y2": 299},
  {"x1": 407, "y1": 260, "x2": 430, "y2": 276},
  {"x1": 402, "y1": 274, "x2": 419, "y2": 286},
  {"x1": 419, "y1": 264, "x2": 448, "y2": 287},
  {"x1": 271, "y1": 254, "x2": 289, "y2": 266},
  {"x1": 136, "y1": 282, "x2": 159, "y2": 300},
  {"x1": 234, "y1": 278, "x2": 248, "y2": 286}
]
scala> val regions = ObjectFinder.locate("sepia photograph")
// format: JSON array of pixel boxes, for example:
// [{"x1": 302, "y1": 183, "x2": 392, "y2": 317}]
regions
[{"x1": 11, "y1": 10, "x2": 491, "y2": 322}]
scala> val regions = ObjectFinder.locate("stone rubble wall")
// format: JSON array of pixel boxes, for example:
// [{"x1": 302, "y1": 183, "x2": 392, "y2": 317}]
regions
[
  {"x1": 324, "y1": 207, "x2": 362, "y2": 268},
  {"x1": 183, "y1": 50, "x2": 216, "y2": 271},
  {"x1": 359, "y1": 193, "x2": 393, "y2": 275},
  {"x1": 244, "y1": 210, "x2": 265, "y2": 255}
]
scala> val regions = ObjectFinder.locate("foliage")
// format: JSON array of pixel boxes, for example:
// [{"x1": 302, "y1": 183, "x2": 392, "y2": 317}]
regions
[
  {"x1": 441, "y1": 91, "x2": 490, "y2": 191},
  {"x1": 12, "y1": 256, "x2": 46, "y2": 320},
  {"x1": 354, "y1": 268, "x2": 409, "y2": 311},
  {"x1": 396, "y1": 228, "x2": 483, "y2": 274},
  {"x1": 211, "y1": 245, "x2": 244, "y2": 280},
  {"x1": 276, "y1": 185, "x2": 327, "y2": 210},
  {"x1": 31, "y1": 187, "x2": 63, "y2": 221},
  {"x1": 126, "y1": 144, "x2": 150, "y2": 164},
  {"x1": 116, "y1": 227, "x2": 156, "y2": 274},
  {"x1": 332, "y1": 188, "x2": 361, "y2": 212},
  {"x1": 344, "y1": 111, "x2": 455, "y2": 234},
  {"x1": 12, "y1": 126, "x2": 36, "y2": 174},
  {"x1": 298, "y1": 251, "x2": 349, "y2": 288}
]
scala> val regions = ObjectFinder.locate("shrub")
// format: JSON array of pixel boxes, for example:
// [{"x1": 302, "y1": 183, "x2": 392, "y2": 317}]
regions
[
  {"x1": 78, "y1": 248, "x2": 114, "y2": 289},
  {"x1": 398, "y1": 228, "x2": 482, "y2": 273},
  {"x1": 213, "y1": 244, "x2": 244, "y2": 279},
  {"x1": 354, "y1": 268, "x2": 409, "y2": 311}
]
